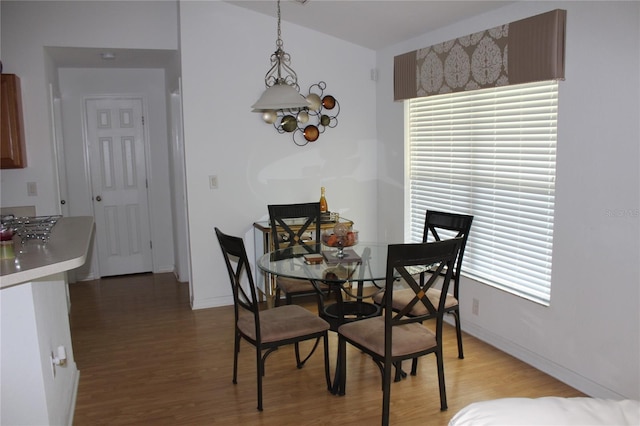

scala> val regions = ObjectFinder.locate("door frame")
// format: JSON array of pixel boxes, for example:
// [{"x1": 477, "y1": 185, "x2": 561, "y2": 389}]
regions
[
  {"x1": 49, "y1": 84, "x2": 68, "y2": 217},
  {"x1": 82, "y1": 94, "x2": 155, "y2": 278},
  {"x1": 170, "y1": 83, "x2": 191, "y2": 284}
]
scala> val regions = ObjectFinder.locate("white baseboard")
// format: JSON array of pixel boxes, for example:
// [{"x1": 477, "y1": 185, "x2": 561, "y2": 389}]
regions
[
  {"x1": 461, "y1": 320, "x2": 626, "y2": 399},
  {"x1": 155, "y1": 265, "x2": 175, "y2": 274},
  {"x1": 191, "y1": 294, "x2": 234, "y2": 310}
]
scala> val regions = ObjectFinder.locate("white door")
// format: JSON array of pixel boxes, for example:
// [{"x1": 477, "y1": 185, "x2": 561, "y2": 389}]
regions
[{"x1": 85, "y1": 97, "x2": 153, "y2": 277}]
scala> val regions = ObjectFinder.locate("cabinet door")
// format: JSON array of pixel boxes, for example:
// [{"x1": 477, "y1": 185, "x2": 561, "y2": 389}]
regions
[{"x1": 1, "y1": 74, "x2": 27, "y2": 168}]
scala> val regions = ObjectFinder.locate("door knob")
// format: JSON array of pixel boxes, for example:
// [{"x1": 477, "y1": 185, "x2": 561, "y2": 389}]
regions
[{"x1": 96, "y1": 196, "x2": 102, "y2": 202}]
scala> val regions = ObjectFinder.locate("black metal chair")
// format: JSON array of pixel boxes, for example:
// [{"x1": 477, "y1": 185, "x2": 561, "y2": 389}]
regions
[
  {"x1": 215, "y1": 227, "x2": 331, "y2": 411},
  {"x1": 268, "y1": 202, "x2": 329, "y2": 306},
  {"x1": 336, "y1": 239, "x2": 462, "y2": 426},
  {"x1": 373, "y1": 210, "x2": 473, "y2": 359}
]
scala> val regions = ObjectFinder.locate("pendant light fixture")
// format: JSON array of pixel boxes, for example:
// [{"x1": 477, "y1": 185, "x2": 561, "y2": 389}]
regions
[
  {"x1": 251, "y1": 0, "x2": 310, "y2": 112},
  {"x1": 252, "y1": 0, "x2": 340, "y2": 146}
]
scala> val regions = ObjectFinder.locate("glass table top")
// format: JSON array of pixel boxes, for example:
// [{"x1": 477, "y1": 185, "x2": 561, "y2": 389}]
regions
[{"x1": 257, "y1": 242, "x2": 427, "y2": 284}]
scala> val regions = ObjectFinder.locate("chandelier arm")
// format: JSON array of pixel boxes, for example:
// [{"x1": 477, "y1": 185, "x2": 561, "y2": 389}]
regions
[
  {"x1": 293, "y1": 130, "x2": 310, "y2": 147},
  {"x1": 277, "y1": 0, "x2": 282, "y2": 46},
  {"x1": 262, "y1": 0, "x2": 299, "y2": 89}
]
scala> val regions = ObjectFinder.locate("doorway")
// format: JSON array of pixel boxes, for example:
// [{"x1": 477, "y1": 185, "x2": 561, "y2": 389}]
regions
[{"x1": 54, "y1": 61, "x2": 184, "y2": 284}]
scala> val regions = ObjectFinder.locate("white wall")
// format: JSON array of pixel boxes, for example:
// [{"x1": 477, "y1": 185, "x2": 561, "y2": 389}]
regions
[
  {"x1": 179, "y1": 1, "x2": 378, "y2": 308},
  {"x1": 376, "y1": 1, "x2": 640, "y2": 400},
  {"x1": 0, "y1": 0, "x2": 178, "y2": 215},
  {"x1": 57, "y1": 68, "x2": 175, "y2": 277}
]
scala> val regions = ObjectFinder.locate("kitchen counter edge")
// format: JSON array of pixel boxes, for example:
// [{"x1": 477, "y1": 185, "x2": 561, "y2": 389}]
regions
[{"x1": 0, "y1": 216, "x2": 95, "y2": 289}]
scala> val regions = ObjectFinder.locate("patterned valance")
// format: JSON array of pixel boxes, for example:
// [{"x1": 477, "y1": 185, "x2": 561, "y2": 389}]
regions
[{"x1": 394, "y1": 9, "x2": 566, "y2": 101}]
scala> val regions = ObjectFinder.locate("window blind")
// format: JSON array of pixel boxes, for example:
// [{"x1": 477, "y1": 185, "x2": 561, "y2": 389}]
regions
[{"x1": 408, "y1": 80, "x2": 558, "y2": 305}]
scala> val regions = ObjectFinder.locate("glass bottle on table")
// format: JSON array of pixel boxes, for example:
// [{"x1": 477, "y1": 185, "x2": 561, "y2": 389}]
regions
[{"x1": 319, "y1": 187, "x2": 328, "y2": 213}]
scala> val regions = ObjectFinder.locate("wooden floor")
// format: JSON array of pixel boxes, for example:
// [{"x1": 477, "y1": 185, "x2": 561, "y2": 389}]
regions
[{"x1": 69, "y1": 273, "x2": 583, "y2": 425}]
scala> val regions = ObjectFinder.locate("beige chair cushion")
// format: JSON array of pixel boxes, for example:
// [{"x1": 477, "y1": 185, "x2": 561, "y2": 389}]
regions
[
  {"x1": 338, "y1": 316, "x2": 436, "y2": 357},
  {"x1": 372, "y1": 287, "x2": 458, "y2": 316},
  {"x1": 238, "y1": 304, "x2": 329, "y2": 343},
  {"x1": 277, "y1": 276, "x2": 329, "y2": 293}
]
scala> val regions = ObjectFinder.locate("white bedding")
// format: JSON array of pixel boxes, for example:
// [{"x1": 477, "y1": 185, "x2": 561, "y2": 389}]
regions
[{"x1": 449, "y1": 397, "x2": 640, "y2": 426}]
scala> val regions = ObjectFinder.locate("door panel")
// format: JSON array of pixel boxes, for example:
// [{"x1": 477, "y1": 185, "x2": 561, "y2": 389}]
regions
[{"x1": 86, "y1": 97, "x2": 153, "y2": 277}]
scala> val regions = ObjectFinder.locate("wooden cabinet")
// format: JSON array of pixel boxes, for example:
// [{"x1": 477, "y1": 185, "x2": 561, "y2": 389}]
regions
[{"x1": 1, "y1": 74, "x2": 27, "y2": 168}]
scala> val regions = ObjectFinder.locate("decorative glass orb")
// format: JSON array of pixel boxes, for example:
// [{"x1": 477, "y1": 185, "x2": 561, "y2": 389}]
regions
[
  {"x1": 297, "y1": 111, "x2": 309, "y2": 124},
  {"x1": 307, "y1": 93, "x2": 322, "y2": 110},
  {"x1": 303, "y1": 125, "x2": 319, "y2": 142},
  {"x1": 322, "y1": 95, "x2": 336, "y2": 109},
  {"x1": 281, "y1": 115, "x2": 297, "y2": 132},
  {"x1": 262, "y1": 110, "x2": 277, "y2": 124},
  {"x1": 320, "y1": 115, "x2": 331, "y2": 126},
  {"x1": 333, "y1": 222, "x2": 349, "y2": 237}
]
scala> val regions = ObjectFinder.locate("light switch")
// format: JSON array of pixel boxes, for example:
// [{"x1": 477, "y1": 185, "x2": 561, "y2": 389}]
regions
[
  {"x1": 209, "y1": 175, "x2": 218, "y2": 189},
  {"x1": 27, "y1": 182, "x2": 37, "y2": 196}
]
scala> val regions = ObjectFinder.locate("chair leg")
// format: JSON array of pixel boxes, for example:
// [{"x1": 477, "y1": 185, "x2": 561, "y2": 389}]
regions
[
  {"x1": 256, "y1": 347, "x2": 264, "y2": 411},
  {"x1": 233, "y1": 332, "x2": 240, "y2": 384},
  {"x1": 294, "y1": 336, "x2": 321, "y2": 368},
  {"x1": 452, "y1": 309, "x2": 464, "y2": 359},
  {"x1": 323, "y1": 333, "x2": 331, "y2": 391},
  {"x1": 382, "y1": 359, "x2": 393, "y2": 426},
  {"x1": 410, "y1": 357, "x2": 418, "y2": 376},
  {"x1": 274, "y1": 286, "x2": 282, "y2": 307},
  {"x1": 393, "y1": 361, "x2": 406, "y2": 381},
  {"x1": 337, "y1": 336, "x2": 347, "y2": 396},
  {"x1": 436, "y1": 349, "x2": 448, "y2": 411}
]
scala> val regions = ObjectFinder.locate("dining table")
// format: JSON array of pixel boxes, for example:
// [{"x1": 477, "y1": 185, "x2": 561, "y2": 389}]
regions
[{"x1": 256, "y1": 241, "x2": 430, "y2": 394}]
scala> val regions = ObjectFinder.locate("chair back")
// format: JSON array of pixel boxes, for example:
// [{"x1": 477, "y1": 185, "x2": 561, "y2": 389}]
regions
[
  {"x1": 383, "y1": 239, "x2": 462, "y2": 337},
  {"x1": 423, "y1": 210, "x2": 473, "y2": 297},
  {"x1": 268, "y1": 202, "x2": 321, "y2": 255},
  {"x1": 215, "y1": 228, "x2": 261, "y2": 336}
]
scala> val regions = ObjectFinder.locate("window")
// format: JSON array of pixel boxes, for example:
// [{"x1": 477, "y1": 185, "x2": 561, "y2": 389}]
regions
[{"x1": 407, "y1": 80, "x2": 558, "y2": 305}]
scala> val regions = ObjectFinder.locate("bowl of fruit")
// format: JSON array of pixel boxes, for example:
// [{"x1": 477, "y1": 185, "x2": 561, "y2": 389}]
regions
[{"x1": 321, "y1": 223, "x2": 358, "y2": 258}]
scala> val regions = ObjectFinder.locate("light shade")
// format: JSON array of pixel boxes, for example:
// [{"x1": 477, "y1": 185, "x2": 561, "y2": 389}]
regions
[{"x1": 251, "y1": 82, "x2": 311, "y2": 111}]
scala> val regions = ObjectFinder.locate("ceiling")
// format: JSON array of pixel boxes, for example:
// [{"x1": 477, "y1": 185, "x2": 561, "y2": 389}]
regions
[
  {"x1": 47, "y1": 1, "x2": 514, "y2": 69},
  {"x1": 225, "y1": 0, "x2": 514, "y2": 50}
]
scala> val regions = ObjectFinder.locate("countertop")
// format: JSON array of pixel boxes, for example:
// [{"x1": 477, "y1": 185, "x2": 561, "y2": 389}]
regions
[{"x1": 0, "y1": 216, "x2": 95, "y2": 289}]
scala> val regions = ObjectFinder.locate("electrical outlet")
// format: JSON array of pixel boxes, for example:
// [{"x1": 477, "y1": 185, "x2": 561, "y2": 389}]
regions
[
  {"x1": 209, "y1": 175, "x2": 218, "y2": 189},
  {"x1": 472, "y1": 298, "x2": 479, "y2": 315}
]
